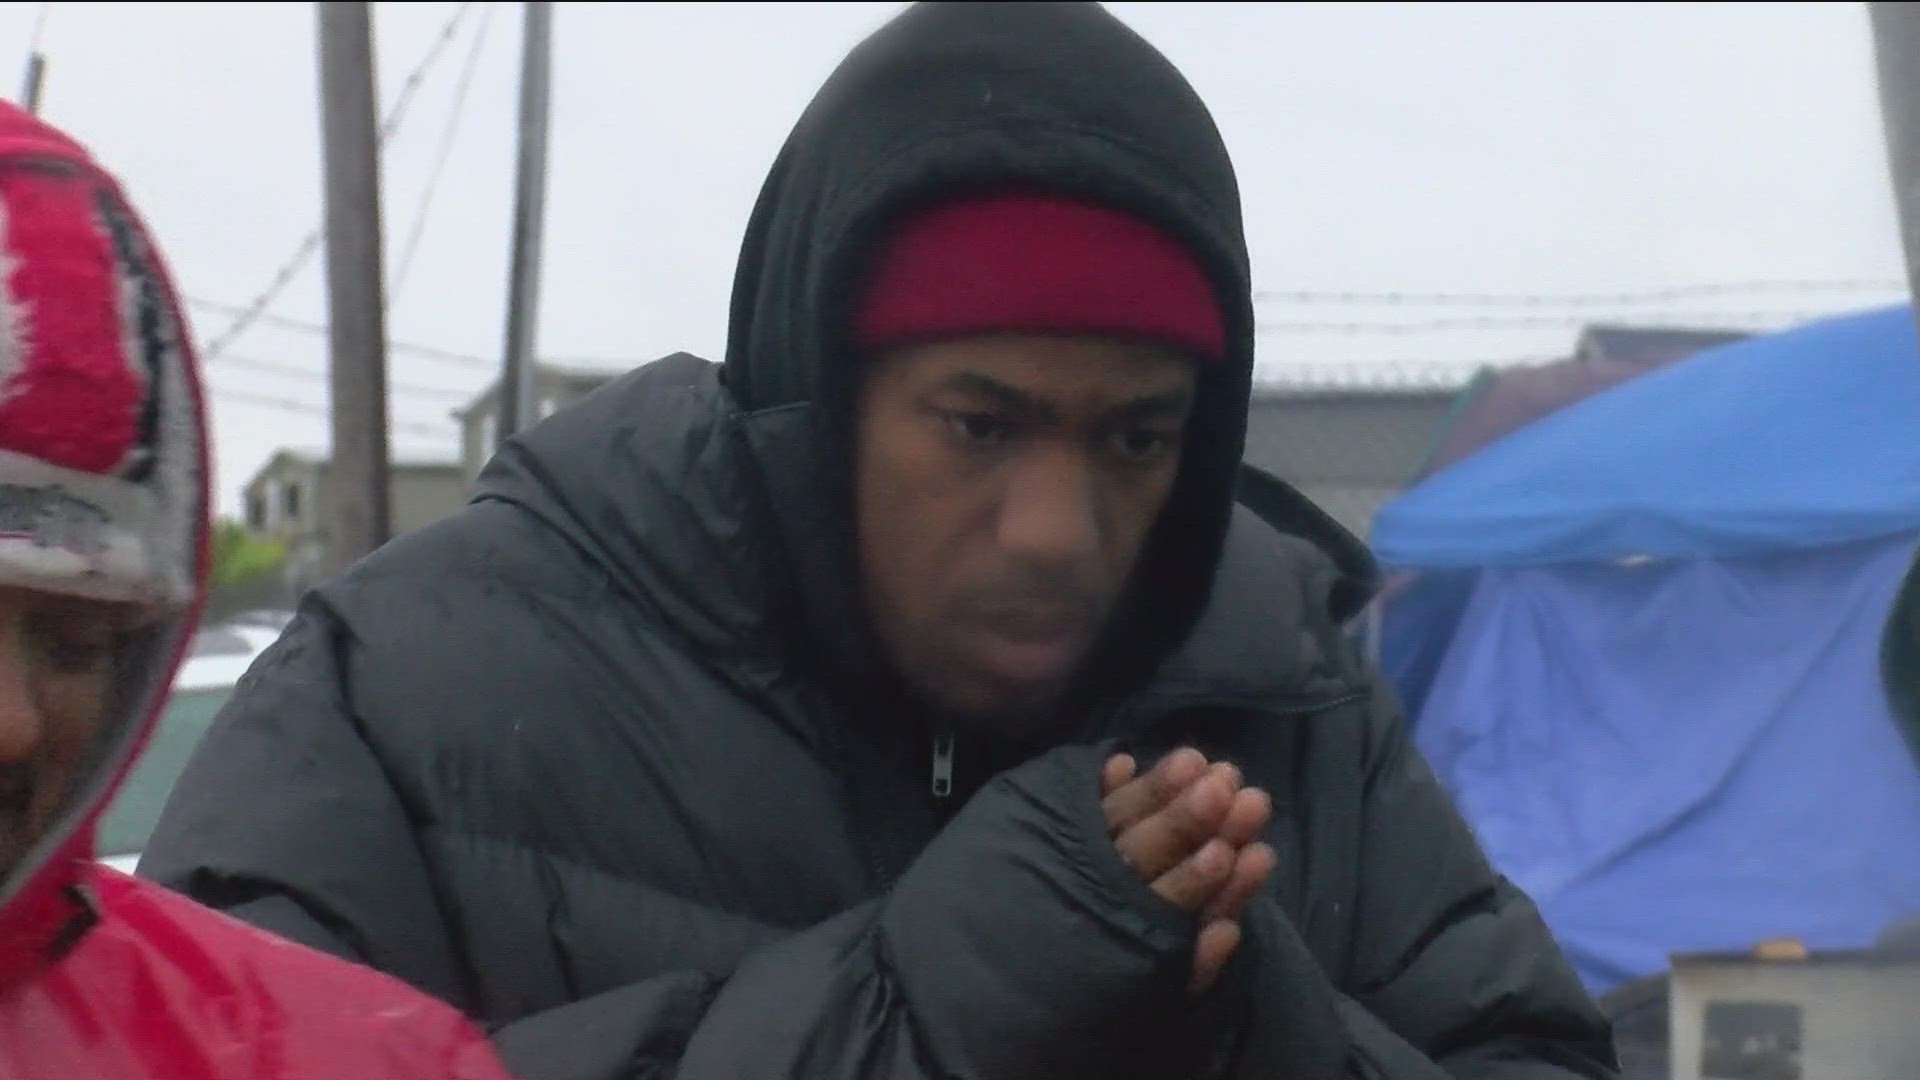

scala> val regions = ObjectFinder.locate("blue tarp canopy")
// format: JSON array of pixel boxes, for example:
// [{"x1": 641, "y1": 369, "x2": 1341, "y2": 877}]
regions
[
  {"x1": 1373, "y1": 304, "x2": 1920, "y2": 568},
  {"x1": 1372, "y1": 306, "x2": 1920, "y2": 995}
]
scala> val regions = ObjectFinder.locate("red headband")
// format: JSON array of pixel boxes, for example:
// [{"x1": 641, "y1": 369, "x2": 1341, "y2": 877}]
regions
[{"x1": 856, "y1": 193, "x2": 1225, "y2": 363}]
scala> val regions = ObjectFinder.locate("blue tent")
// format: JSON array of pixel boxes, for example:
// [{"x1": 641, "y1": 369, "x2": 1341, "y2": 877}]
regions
[{"x1": 1371, "y1": 305, "x2": 1920, "y2": 995}]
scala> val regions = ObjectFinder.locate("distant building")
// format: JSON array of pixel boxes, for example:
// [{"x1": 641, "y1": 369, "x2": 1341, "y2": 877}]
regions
[
  {"x1": 1242, "y1": 373, "x2": 1469, "y2": 542},
  {"x1": 1572, "y1": 324, "x2": 1749, "y2": 366},
  {"x1": 242, "y1": 447, "x2": 468, "y2": 594},
  {"x1": 1418, "y1": 324, "x2": 1751, "y2": 481},
  {"x1": 1244, "y1": 324, "x2": 1753, "y2": 541},
  {"x1": 454, "y1": 363, "x2": 631, "y2": 484}
]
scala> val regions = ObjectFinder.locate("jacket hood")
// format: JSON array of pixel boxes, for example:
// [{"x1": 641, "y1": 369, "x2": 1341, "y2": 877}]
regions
[
  {"x1": 0, "y1": 102, "x2": 209, "y2": 983},
  {"x1": 723, "y1": 1, "x2": 1258, "y2": 724}
]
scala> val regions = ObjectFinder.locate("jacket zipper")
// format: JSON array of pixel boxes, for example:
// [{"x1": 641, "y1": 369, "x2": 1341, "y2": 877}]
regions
[{"x1": 930, "y1": 731, "x2": 956, "y2": 799}]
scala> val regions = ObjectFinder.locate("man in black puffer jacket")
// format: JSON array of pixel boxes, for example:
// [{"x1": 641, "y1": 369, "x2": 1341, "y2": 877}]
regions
[{"x1": 141, "y1": 4, "x2": 1615, "y2": 1078}]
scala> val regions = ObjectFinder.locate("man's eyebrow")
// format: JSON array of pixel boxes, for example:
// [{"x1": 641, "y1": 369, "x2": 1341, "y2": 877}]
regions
[
  {"x1": 933, "y1": 372, "x2": 1053, "y2": 419},
  {"x1": 930, "y1": 374, "x2": 1193, "y2": 423},
  {"x1": 1107, "y1": 388, "x2": 1195, "y2": 422}
]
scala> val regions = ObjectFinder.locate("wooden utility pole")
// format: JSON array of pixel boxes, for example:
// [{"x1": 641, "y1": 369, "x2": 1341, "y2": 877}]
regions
[
  {"x1": 315, "y1": 1, "x2": 392, "y2": 573},
  {"x1": 496, "y1": 1, "x2": 553, "y2": 448},
  {"x1": 20, "y1": 54, "x2": 45, "y2": 114},
  {"x1": 20, "y1": 3, "x2": 49, "y2": 114},
  {"x1": 1872, "y1": 2, "x2": 1920, "y2": 316}
]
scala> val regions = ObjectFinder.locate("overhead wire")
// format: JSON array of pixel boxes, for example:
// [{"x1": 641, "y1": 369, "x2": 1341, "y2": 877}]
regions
[
  {"x1": 214, "y1": 352, "x2": 471, "y2": 404},
  {"x1": 391, "y1": 0, "x2": 495, "y2": 298},
  {"x1": 200, "y1": 2, "x2": 478, "y2": 362},
  {"x1": 213, "y1": 388, "x2": 455, "y2": 439}
]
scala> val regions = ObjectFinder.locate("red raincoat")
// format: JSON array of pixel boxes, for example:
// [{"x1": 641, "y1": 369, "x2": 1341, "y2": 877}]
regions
[{"x1": 0, "y1": 102, "x2": 513, "y2": 1080}]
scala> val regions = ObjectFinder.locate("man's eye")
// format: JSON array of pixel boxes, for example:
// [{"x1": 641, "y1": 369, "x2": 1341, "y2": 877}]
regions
[
  {"x1": 1111, "y1": 427, "x2": 1180, "y2": 460},
  {"x1": 943, "y1": 411, "x2": 1014, "y2": 447}
]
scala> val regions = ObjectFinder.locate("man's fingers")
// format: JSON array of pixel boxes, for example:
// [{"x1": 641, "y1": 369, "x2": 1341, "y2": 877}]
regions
[
  {"x1": 1102, "y1": 747, "x2": 1209, "y2": 835},
  {"x1": 1189, "y1": 918, "x2": 1242, "y2": 995},
  {"x1": 1148, "y1": 837, "x2": 1235, "y2": 911},
  {"x1": 1216, "y1": 785, "x2": 1272, "y2": 848},
  {"x1": 1101, "y1": 753, "x2": 1137, "y2": 798},
  {"x1": 1203, "y1": 841, "x2": 1276, "y2": 923},
  {"x1": 1116, "y1": 763, "x2": 1238, "y2": 880}
]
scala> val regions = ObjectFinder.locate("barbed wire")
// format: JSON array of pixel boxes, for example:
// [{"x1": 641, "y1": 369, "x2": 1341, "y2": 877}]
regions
[
  {"x1": 200, "y1": 2, "x2": 478, "y2": 361},
  {"x1": 1256, "y1": 311, "x2": 1822, "y2": 334},
  {"x1": 1253, "y1": 360, "x2": 1518, "y2": 394},
  {"x1": 1252, "y1": 280, "x2": 1907, "y2": 307}
]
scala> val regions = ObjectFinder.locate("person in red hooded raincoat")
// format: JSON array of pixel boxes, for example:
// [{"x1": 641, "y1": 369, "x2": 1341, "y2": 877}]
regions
[{"x1": 0, "y1": 101, "x2": 515, "y2": 1080}]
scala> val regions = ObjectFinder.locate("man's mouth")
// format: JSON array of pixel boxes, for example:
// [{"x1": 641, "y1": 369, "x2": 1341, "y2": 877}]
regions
[{"x1": 963, "y1": 609, "x2": 1094, "y2": 685}]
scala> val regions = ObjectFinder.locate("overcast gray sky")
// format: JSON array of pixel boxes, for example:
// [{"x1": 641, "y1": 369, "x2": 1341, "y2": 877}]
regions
[{"x1": 3, "y1": 1, "x2": 1905, "y2": 513}]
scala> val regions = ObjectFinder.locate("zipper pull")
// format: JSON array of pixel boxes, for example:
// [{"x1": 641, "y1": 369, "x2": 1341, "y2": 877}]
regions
[{"x1": 930, "y1": 733, "x2": 956, "y2": 799}]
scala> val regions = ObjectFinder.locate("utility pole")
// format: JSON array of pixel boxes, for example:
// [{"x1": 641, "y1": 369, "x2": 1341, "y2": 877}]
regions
[
  {"x1": 20, "y1": 3, "x2": 49, "y2": 114},
  {"x1": 314, "y1": 1, "x2": 392, "y2": 574},
  {"x1": 1871, "y1": 2, "x2": 1920, "y2": 318},
  {"x1": 20, "y1": 54, "x2": 45, "y2": 114},
  {"x1": 497, "y1": 1, "x2": 553, "y2": 448}
]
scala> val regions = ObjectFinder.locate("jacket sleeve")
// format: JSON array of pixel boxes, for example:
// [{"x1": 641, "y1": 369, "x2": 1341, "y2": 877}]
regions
[
  {"x1": 491, "y1": 742, "x2": 1202, "y2": 1080},
  {"x1": 141, "y1": 606, "x2": 1209, "y2": 1080},
  {"x1": 1230, "y1": 682, "x2": 1620, "y2": 1080},
  {"x1": 139, "y1": 605, "x2": 476, "y2": 1007}
]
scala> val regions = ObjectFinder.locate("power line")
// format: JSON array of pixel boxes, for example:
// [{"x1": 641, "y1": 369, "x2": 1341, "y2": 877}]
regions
[
  {"x1": 392, "y1": 1, "x2": 495, "y2": 297},
  {"x1": 189, "y1": 295, "x2": 491, "y2": 366},
  {"x1": 201, "y1": 2, "x2": 477, "y2": 361},
  {"x1": 211, "y1": 387, "x2": 454, "y2": 438},
  {"x1": 186, "y1": 295, "x2": 635, "y2": 372},
  {"x1": 215, "y1": 352, "x2": 473, "y2": 403},
  {"x1": 1253, "y1": 280, "x2": 1907, "y2": 308}
]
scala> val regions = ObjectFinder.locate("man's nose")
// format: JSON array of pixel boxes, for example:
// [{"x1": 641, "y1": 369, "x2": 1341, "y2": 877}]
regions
[
  {"x1": 0, "y1": 646, "x2": 42, "y2": 766},
  {"x1": 996, "y1": 446, "x2": 1103, "y2": 567}
]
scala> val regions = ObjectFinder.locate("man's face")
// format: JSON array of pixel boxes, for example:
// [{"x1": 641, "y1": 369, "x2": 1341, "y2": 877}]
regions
[
  {"x1": 0, "y1": 585, "x2": 125, "y2": 881},
  {"x1": 856, "y1": 333, "x2": 1197, "y2": 734}
]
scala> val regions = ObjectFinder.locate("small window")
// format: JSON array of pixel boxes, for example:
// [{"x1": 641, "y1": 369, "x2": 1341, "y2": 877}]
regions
[
  {"x1": 283, "y1": 482, "x2": 302, "y2": 520},
  {"x1": 245, "y1": 492, "x2": 267, "y2": 532}
]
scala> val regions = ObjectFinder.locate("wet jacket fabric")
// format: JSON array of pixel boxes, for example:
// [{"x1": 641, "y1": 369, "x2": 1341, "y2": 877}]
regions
[
  {"x1": 141, "y1": 5, "x2": 1617, "y2": 1079},
  {"x1": 0, "y1": 100, "x2": 511, "y2": 1080}
]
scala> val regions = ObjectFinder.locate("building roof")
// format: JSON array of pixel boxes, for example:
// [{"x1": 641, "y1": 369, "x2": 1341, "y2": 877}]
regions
[
  {"x1": 1574, "y1": 324, "x2": 1750, "y2": 365},
  {"x1": 243, "y1": 445, "x2": 464, "y2": 492}
]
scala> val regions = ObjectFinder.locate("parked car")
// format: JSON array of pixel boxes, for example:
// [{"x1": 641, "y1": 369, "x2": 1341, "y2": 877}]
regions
[{"x1": 94, "y1": 623, "x2": 281, "y2": 875}]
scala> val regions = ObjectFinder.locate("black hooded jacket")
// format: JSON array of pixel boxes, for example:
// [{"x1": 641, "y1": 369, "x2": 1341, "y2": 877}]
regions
[{"x1": 141, "y1": 5, "x2": 1615, "y2": 1079}]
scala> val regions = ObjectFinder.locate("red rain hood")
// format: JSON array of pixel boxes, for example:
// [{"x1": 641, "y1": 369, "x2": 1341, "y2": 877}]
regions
[{"x1": 0, "y1": 101, "x2": 210, "y2": 984}]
